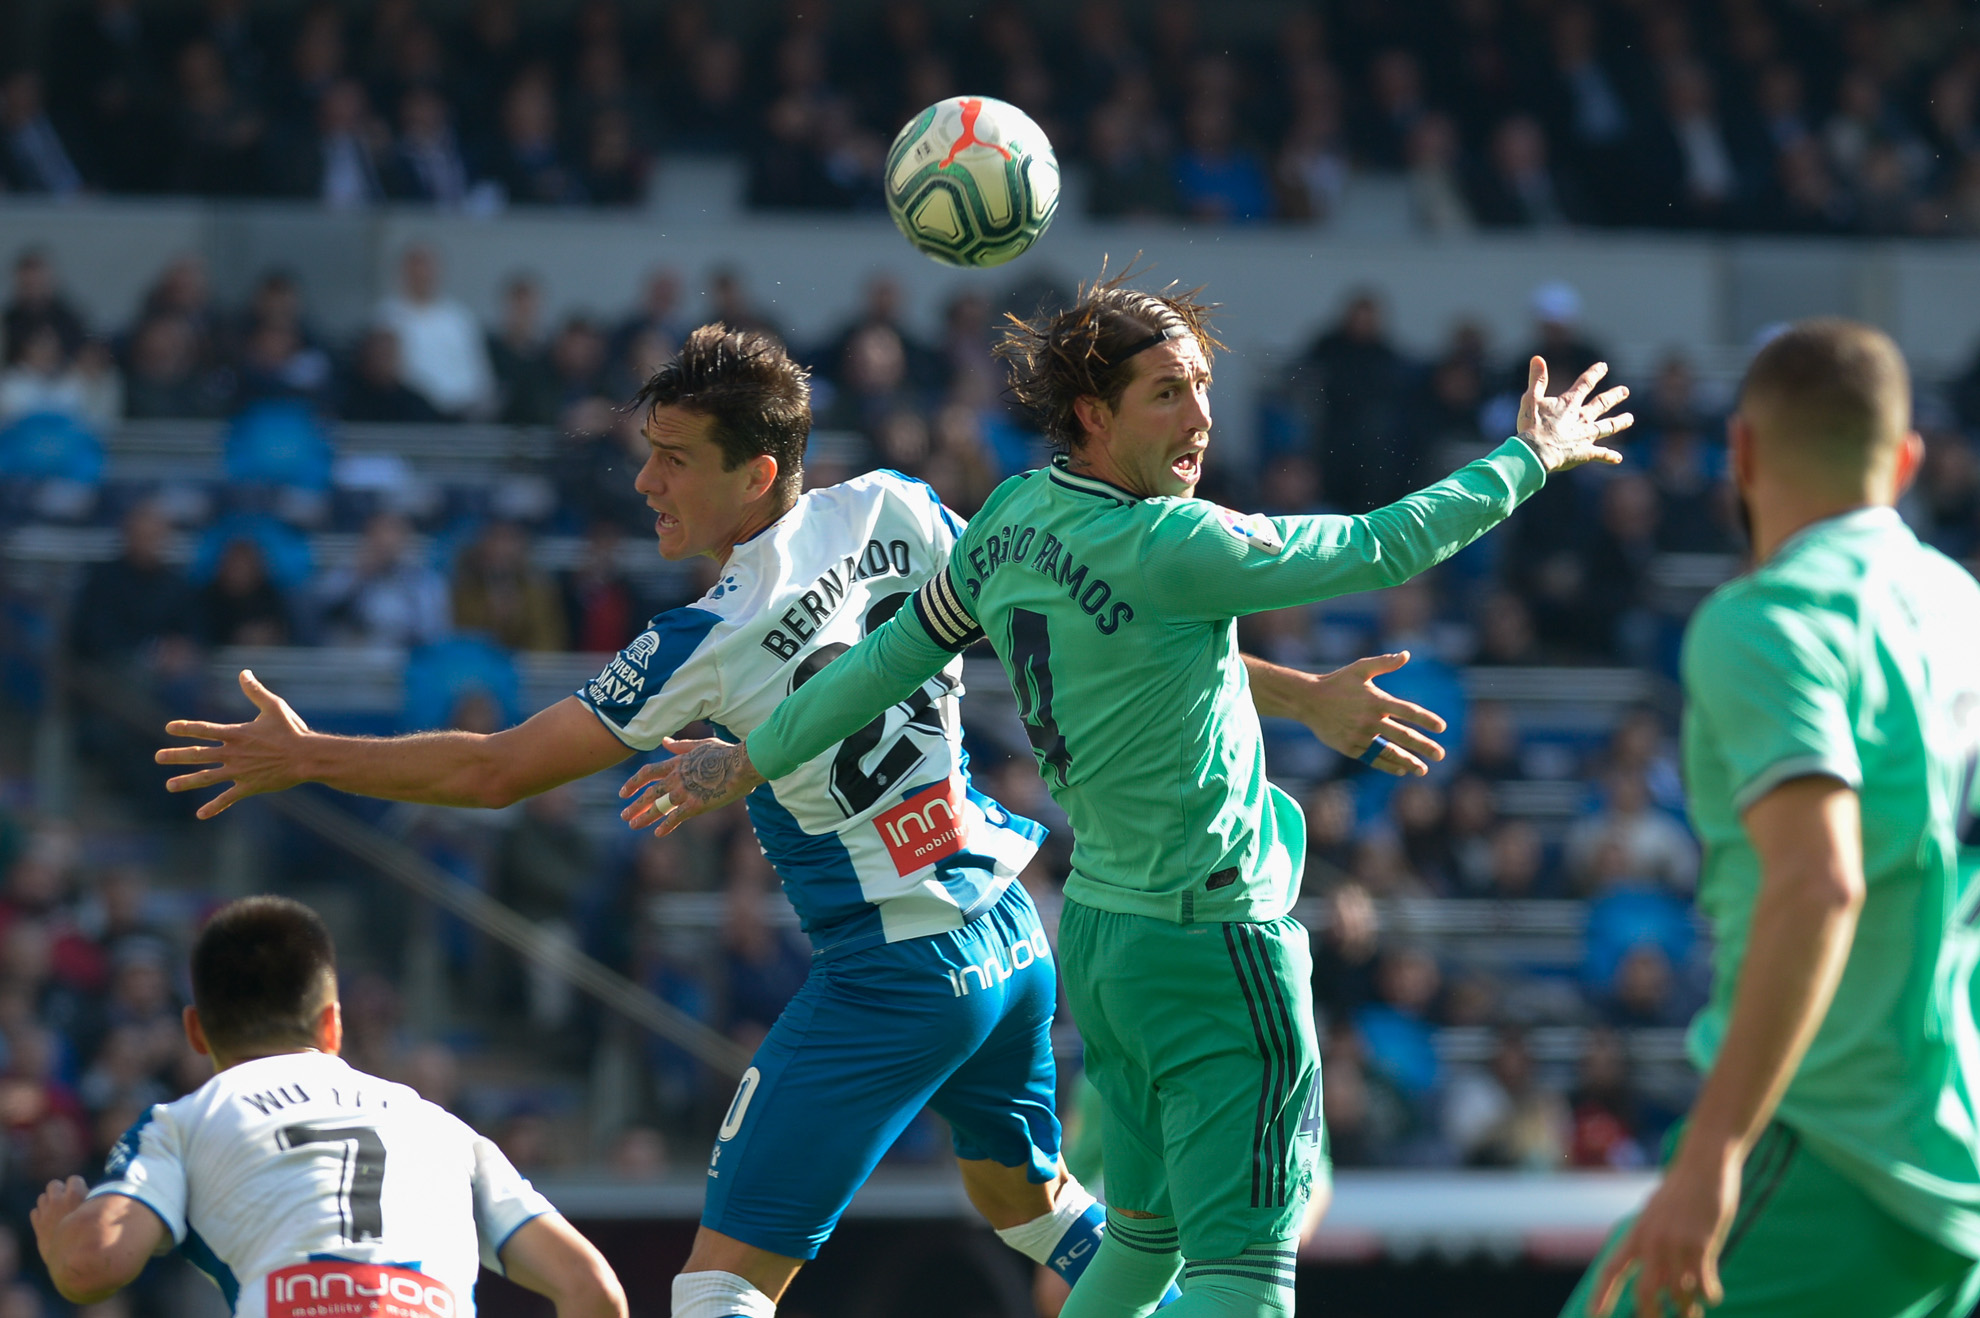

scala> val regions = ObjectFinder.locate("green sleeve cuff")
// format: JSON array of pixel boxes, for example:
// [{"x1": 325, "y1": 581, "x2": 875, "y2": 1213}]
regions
[
  {"x1": 745, "y1": 604, "x2": 954, "y2": 781},
  {"x1": 1489, "y1": 436, "x2": 1548, "y2": 501}
]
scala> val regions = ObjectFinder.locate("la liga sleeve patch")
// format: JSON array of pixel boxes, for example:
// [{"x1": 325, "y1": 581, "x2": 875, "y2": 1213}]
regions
[{"x1": 1214, "y1": 506, "x2": 1286, "y2": 554}]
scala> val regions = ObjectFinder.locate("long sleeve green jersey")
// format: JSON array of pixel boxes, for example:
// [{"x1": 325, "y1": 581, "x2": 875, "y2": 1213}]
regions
[{"x1": 748, "y1": 437, "x2": 1546, "y2": 923}]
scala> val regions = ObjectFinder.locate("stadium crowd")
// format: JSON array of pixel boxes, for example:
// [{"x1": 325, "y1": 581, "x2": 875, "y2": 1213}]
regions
[
  {"x1": 0, "y1": 236, "x2": 1977, "y2": 1257},
  {"x1": 5, "y1": 0, "x2": 1980, "y2": 235}
]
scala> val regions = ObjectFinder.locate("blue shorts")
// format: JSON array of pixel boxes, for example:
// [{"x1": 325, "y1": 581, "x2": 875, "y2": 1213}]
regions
[{"x1": 701, "y1": 882, "x2": 1062, "y2": 1259}]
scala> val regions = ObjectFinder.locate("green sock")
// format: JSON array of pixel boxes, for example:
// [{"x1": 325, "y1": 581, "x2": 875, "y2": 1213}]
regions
[
  {"x1": 1170, "y1": 1240, "x2": 1299, "y2": 1316},
  {"x1": 1060, "y1": 1212, "x2": 1181, "y2": 1318}
]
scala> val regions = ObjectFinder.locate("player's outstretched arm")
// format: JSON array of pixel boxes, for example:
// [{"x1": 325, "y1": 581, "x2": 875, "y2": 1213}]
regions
[
  {"x1": 32, "y1": 1178, "x2": 166, "y2": 1305},
  {"x1": 498, "y1": 1214, "x2": 628, "y2": 1318},
  {"x1": 156, "y1": 671, "x2": 633, "y2": 817},
  {"x1": 1242, "y1": 653, "x2": 1447, "y2": 777},
  {"x1": 1592, "y1": 777, "x2": 1864, "y2": 1318}
]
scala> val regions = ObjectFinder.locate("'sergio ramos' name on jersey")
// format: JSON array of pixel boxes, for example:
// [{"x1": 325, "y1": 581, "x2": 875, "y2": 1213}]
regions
[{"x1": 964, "y1": 524, "x2": 1134, "y2": 635}]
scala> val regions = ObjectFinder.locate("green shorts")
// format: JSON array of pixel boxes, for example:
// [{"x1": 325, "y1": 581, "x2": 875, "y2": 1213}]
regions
[
  {"x1": 1058, "y1": 899, "x2": 1325, "y2": 1261},
  {"x1": 1562, "y1": 1123, "x2": 1980, "y2": 1318}
]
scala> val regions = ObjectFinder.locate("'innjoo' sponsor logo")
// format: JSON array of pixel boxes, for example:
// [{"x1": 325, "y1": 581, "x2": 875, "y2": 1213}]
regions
[
  {"x1": 267, "y1": 1263, "x2": 454, "y2": 1318},
  {"x1": 876, "y1": 779, "x2": 967, "y2": 874}
]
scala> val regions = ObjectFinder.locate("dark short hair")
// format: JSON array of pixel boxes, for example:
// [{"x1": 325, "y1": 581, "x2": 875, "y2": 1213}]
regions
[
  {"x1": 633, "y1": 324, "x2": 811, "y2": 495},
  {"x1": 191, "y1": 897, "x2": 338, "y2": 1055},
  {"x1": 1739, "y1": 318, "x2": 1910, "y2": 465},
  {"x1": 997, "y1": 266, "x2": 1221, "y2": 452}
]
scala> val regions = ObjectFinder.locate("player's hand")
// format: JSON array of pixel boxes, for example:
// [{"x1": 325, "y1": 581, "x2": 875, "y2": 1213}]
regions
[
  {"x1": 1301, "y1": 653, "x2": 1447, "y2": 776},
  {"x1": 154, "y1": 669, "x2": 314, "y2": 819},
  {"x1": 1591, "y1": 1142, "x2": 1739, "y2": 1318},
  {"x1": 1516, "y1": 357, "x2": 1632, "y2": 473},
  {"x1": 30, "y1": 1175, "x2": 89, "y2": 1244},
  {"x1": 619, "y1": 735, "x2": 766, "y2": 836}
]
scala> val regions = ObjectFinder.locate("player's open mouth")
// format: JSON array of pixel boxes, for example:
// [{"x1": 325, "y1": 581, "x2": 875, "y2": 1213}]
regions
[
  {"x1": 1171, "y1": 451, "x2": 1202, "y2": 482},
  {"x1": 654, "y1": 511, "x2": 679, "y2": 536}
]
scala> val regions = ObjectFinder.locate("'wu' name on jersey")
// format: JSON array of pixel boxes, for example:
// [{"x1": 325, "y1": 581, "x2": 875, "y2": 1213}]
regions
[
  {"x1": 761, "y1": 538, "x2": 914, "y2": 661},
  {"x1": 239, "y1": 1084, "x2": 390, "y2": 1116},
  {"x1": 962, "y1": 523, "x2": 1136, "y2": 636}
]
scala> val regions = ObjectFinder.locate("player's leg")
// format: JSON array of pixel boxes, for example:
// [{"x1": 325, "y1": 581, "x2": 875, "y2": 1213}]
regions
[
  {"x1": 1056, "y1": 899, "x2": 1185, "y2": 1318},
  {"x1": 926, "y1": 884, "x2": 1162, "y2": 1300},
  {"x1": 1560, "y1": 1123, "x2": 1980, "y2": 1318},
  {"x1": 678, "y1": 946, "x2": 997, "y2": 1317},
  {"x1": 1068, "y1": 906, "x2": 1323, "y2": 1316}
]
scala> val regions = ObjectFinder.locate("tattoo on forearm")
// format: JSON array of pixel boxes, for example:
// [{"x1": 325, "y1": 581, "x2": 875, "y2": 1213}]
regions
[{"x1": 679, "y1": 744, "x2": 746, "y2": 803}]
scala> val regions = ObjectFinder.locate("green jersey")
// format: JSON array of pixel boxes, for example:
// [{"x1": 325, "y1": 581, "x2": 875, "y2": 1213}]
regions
[
  {"x1": 749, "y1": 438, "x2": 1545, "y2": 922},
  {"x1": 1680, "y1": 507, "x2": 1980, "y2": 1256}
]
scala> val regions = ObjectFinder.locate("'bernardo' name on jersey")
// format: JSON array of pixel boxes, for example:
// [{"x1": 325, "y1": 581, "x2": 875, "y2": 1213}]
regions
[
  {"x1": 961, "y1": 522, "x2": 1135, "y2": 635},
  {"x1": 760, "y1": 537, "x2": 916, "y2": 661}
]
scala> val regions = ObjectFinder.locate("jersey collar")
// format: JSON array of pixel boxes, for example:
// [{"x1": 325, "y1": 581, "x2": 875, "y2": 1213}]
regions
[
  {"x1": 1773, "y1": 504, "x2": 1903, "y2": 560},
  {"x1": 1047, "y1": 454, "x2": 1141, "y2": 504}
]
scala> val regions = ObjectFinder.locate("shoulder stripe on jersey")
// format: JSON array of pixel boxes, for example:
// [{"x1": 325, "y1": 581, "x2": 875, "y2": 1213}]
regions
[{"x1": 913, "y1": 569, "x2": 984, "y2": 653}]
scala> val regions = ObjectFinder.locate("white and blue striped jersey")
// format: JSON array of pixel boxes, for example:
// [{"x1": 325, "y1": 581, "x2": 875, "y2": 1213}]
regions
[
  {"x1": 579, "y1": 470, "x2": 1045, "y2": 959},
  {"x1": 89, "y1": 1051, "x2": 552, "y2": 1318}
]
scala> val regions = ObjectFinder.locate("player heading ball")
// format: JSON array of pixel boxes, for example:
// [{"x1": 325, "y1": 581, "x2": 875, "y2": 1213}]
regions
[{"x1": 31, "y1": 896, "x2": 626, "y2": 1318}]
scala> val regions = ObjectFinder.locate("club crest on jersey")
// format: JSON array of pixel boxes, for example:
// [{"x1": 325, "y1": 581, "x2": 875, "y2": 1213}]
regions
[
  {"x1": 268, "y1": 1262, "x2": 454, "y2": 1318},
  {"x1": 876, "y1": 778, "x2": 967, "y2": 875},
  {"x1": 621, "y1": 630, "x2": 661, "y2": 668},
  {"x1": 1214, "y1": 507, "x2": 1285, "y2": 554}
]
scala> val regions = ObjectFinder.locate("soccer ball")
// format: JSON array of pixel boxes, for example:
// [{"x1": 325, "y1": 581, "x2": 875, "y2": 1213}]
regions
[{"x1": 885, "y1": 96, "x2": 1060, "y2": 268}]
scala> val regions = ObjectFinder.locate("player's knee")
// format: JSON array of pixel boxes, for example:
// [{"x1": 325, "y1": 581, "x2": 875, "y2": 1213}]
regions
[{"x1": 671, "y1": 1270, "x2": 777, "y2": 1318}]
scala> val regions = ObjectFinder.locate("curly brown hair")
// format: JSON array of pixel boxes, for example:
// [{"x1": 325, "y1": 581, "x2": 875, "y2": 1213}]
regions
[{"x1": 996, "y1": 265, "x2": 1222, "y2": 452}]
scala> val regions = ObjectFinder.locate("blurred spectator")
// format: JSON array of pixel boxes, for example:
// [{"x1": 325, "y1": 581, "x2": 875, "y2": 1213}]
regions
[
  {"x1": 1568, "y1": 1027, "x2": 1648, "y2": 1169},
  {"x1": 1564, "y1": 770, "x2": 1697, "y2": 896},
  {"x1": 1087, "y1": 97, "x2": 1179, "y2": 219},
  {"x1": 1353, "y1": 945, "x2": 1443, "y2": 1103},
  {"x1": 170, "y1": 39, "x2": 264, "y2": 196},
  {"x1": 1481, "y1": 819, "x2": 1553, "y2": 899},
  {"x1": 583, "y1": 109, "x2": 648, "y2": 206},
  {"x1": 1605, "y1": 943, "x2": 1687, "y2": 1028},
  {"x1": 1296, "y1": 292, "x2": 1414, "y2": 512},
  {"x1": 1516, "y1": 281, "x2": 1603, "y2": 390},
  {"x1": 919, "y1": 405, "x2": 999, "y2": 515},
  {"x1": 235, "y1": 319, "x2": 332, "y2": 409},
  {"x1": 376, "y1": 246, "x2": 497, "y2": 420},
  {"x1": 68, "y1": 502, "x2": 199, "y2": 665},
  {"x1": 1441, "y1": 1027, "x2": 1570, "y2": 1169},
  {"x1": 391, "y1": 87, "x2": 475, "y2": 208},
  {"x1": 48, "y1": 0, "x2": 167, "y2": 192},
  {"x1": 278, "y1": 78, "x2": 390, "y2": 209},
  {"x1": 198, "y1": 536, "x2": 291, "y2": 646},
  {"x1": 1470, "y1": 115, "x2": 1580, "y2": 228},
  {"x1": 488, "y1": 275, "x2": 557, "y2": 425},
  {"x1": 1, "y1": 71, "x2": 84, "y2": 198},
  {"x1": 493, "y1": 786, "x2": 594, "y2": 1031},
  {"x1": 451, "y1": 520, "x2": 568, "y2": 651},
  {"x1": 560, "y1": 522, "x2": 641, "y2": 653},
  {"x1": 1173, "y1": 99, "x2": 1270, "y2": 224},
  {"x1": 123, "y1": 312, "x2": 218, "y2": 415},
  {"x1": 3, "y1": 251, "x2": 85, "y2": 366},
  {"x1": 1275, "y1": 63, "x2": 1347, "y2": 223},
  {"x1": 546, "y1": 316, "x2": 612, "y2": 411},
  {"x1": 1403, "y1": 114, "x2": 1472, "y2": 236},
  {"x1": 312, "y1": 510, "x2": 450, "y2": 648},
  {"x1": 1642, "y1": 61, "x2": 1745, "y2": 228},
  {"x1": 720, "y1": 843, "x2": 806, "y2": 1047},
  {"x1": 1310, "y1": 881, "x2": 1379, "y2": 1022},
  {"x1": 341, "y1": 328, "x2": 443, "y2": 423},
  {"x1": 493, "y1": 68, "x2": 583, "y2": 206},
  {"x1": 0, "y1": 327, "x2": 89, "y2": 426},
  {"x1": 614, "y1": 269, "x2": 687, "y2": 367}
]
